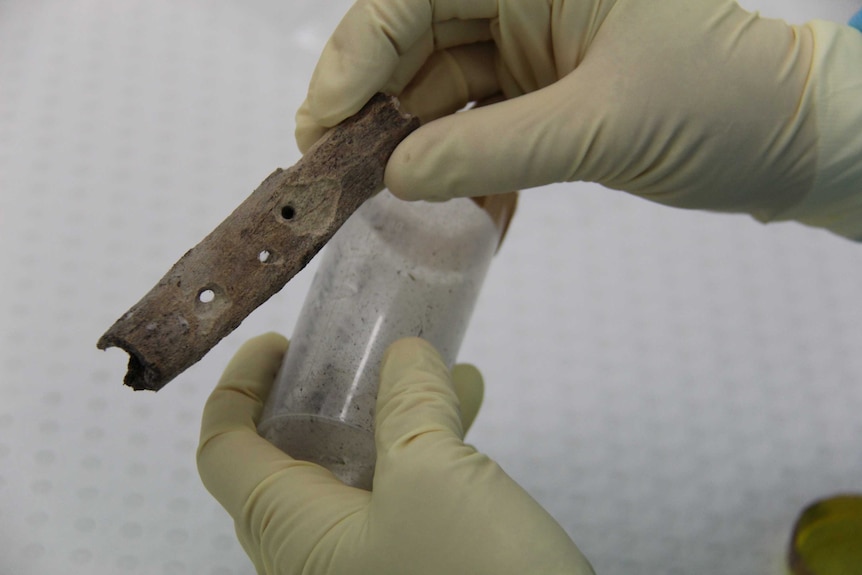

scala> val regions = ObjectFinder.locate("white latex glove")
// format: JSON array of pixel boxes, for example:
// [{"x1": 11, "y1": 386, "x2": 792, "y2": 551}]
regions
[
  {"x1": 296, "y1": 0, "x2": 862, "y2": 240},
  {"x1": 197, "y1": 333, "x2": 594, "y2": 575}
]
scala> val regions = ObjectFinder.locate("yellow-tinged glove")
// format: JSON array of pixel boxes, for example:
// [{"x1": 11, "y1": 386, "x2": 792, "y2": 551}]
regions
[
  {"x1": 296, "y1": 0, "x2": 862, "y2": 240},
  {"x1": 197, "y1": 333, "x2": 594, "y2": 575}
]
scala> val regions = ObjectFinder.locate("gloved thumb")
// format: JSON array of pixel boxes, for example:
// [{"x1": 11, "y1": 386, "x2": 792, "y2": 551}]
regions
[
  {"x1": 374, "y1": 338, "x2": 479, "y2": 465},
  {"x1": 384, "y1": 77, "x2": 589, "y2": 201}
]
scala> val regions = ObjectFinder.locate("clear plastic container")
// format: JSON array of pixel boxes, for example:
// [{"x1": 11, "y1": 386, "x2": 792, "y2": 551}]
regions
[{"x1": 258, "y1": 190, "x2": 516, "y2": 490}]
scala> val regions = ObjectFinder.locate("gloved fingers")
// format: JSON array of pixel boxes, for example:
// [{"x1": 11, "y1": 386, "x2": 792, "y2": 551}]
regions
[
  {"x1": 234, "y1": 523, "x2": 267, "y2": 575},
  {"x1": 386, "y1": 20, "x2": 495, "y2": 97},
  {"x1": 398, "y1": 42, "x2": 500, "y2": 125},
  {"x1": 295, "y1": 99, "x2": 326, "y2": 155},
  {"x1": 382, "y1": 28, "x2": 436, "y2": 99},
  {"x1": 297, "y1": 0, "x2": 500, "y2": 148},
  {"x1": 374, "y1": 338, "x2": 465, "y2": 460},
  {"x1": 433, "y1": 18, "x2": 494, "y2": 50},
  {"x1": 197, "y1": 333, "x2": 347, "y2": 522},
  {"x1": 384, "y1": 78, "x2": 583, "y2": 200},
  {"x1": 451, "y1": 363, "x2": 484, "y2": 436},
  {"x1": 298, "y1": 40, "x2": 500, "y2": 153},
  {"x1": 216, "y1": 332, "x2": 288, "y2": 396},
  {"x1": 303, "y1": 0, "x2": 432, "y2": 129}
]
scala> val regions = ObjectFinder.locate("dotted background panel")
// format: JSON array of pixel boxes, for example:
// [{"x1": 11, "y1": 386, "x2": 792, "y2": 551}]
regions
[{"x1": 1, "y1": 1, "x2": 861, "y2": 574}]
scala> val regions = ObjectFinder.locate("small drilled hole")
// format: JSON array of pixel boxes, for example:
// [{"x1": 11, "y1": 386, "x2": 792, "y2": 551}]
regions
[
  {"x1": 198, "y1": 289, "x2": 215, "y2": 303},
  {"x1": 258, "y1": 250, "x2": 271, "y2": 263},
  {"x1": 280, "y1": 205, "x2": 295, "y2": 220}
]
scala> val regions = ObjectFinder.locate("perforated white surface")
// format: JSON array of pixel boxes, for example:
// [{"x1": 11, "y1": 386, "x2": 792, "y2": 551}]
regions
[{"x1": 2, "y1": 1, "x2": 861, "y2": 574}]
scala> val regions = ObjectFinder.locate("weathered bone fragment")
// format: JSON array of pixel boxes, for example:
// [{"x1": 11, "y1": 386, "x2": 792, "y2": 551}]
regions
[{"x1": 97, "y1": 94, "x2": 419, "y2": 391}]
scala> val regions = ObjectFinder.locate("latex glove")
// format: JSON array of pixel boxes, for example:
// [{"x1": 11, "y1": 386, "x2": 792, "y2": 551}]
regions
[
  {"x1": 197, "y1": 333, "x2": 594, "y2": 575},
  {"x1": 296, "y1": 0, "x2": 862, "y2": 240}
]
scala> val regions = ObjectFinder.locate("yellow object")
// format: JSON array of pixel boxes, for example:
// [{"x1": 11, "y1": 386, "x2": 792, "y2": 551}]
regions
[
  {"x1": 296, "y1": 0, "x2": 862, "y2": 240},
  {"x1": 197, "y1": 334, "x2": 595, "y2": 575},
  {"x1": 788, "y1": 495, "x2": 862, "y2": 575}
]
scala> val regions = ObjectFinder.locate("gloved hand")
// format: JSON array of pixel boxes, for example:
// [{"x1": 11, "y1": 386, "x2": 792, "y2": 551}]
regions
[
  {"x1": 296, "y1": 0, "x2": 862, "y2": 239},
  {"x1": 197, "y1": 333, "x2": 594, "y2": 575}
]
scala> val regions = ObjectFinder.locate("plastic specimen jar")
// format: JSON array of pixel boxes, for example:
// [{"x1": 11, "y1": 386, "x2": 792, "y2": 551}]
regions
[
  {"x1": 258, "y1": 190, "x2": 516, "y2": 490},
  {"x1": 787, "y1": 494, "x2": 862, "y2": 575}
]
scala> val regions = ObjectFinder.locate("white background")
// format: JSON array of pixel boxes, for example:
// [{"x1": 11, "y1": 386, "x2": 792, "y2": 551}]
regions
[{"x1": 1, "y1": 1, "x2": 861, "y2": 574}]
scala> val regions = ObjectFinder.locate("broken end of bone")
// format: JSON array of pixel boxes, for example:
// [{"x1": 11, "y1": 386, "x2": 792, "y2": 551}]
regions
[{"x1": 97, "y1": 335, "x2": 163, "y2": 392}]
